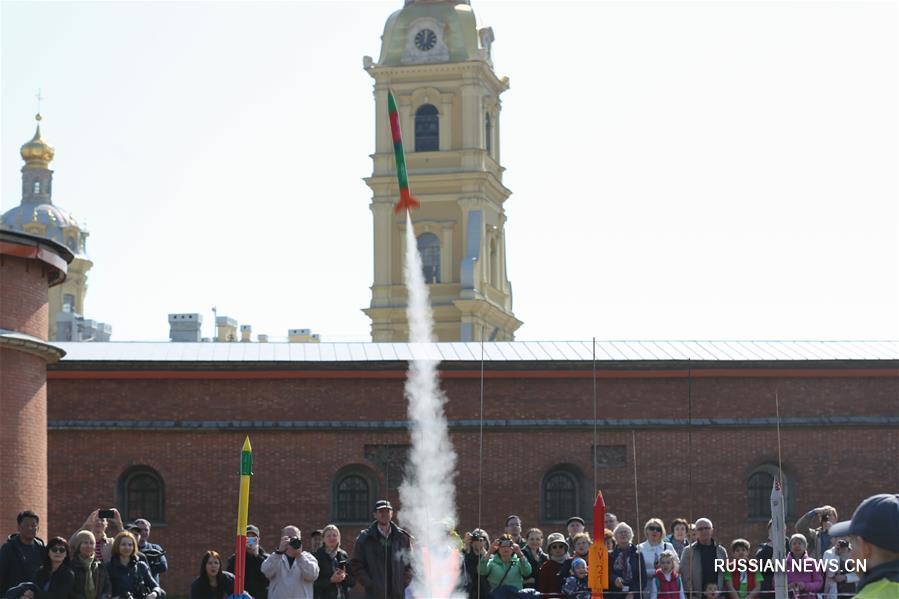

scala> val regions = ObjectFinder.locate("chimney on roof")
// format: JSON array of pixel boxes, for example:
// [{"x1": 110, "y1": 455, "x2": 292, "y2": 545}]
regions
[
  {"x1": 169, "y1": 313, "x2": 203, "y2": 342},
  {"x1": 288, "y1": 328, "x2": 320, "y2": 343},
  {"x1": 216, "y1": 316, "x2": 238, "y2": 342},
  {"x1": 240, "y1": 324, "x2": 252, "y2": 342}
]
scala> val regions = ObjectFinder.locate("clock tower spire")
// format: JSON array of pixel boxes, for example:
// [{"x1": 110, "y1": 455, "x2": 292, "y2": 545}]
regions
[{"x1": 362, "y1": 1, "x2": 521, "y2": 342}]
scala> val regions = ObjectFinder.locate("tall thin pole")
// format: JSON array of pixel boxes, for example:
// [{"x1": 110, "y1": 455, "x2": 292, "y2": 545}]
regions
[{"x1": 592, "y1": 337, "x2": 598, "y2": 495}]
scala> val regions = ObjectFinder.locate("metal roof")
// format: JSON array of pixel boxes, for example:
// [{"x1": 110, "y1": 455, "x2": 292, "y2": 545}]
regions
[{"x1": 52, "y1": 340, "x2": 899, "y2": 363}]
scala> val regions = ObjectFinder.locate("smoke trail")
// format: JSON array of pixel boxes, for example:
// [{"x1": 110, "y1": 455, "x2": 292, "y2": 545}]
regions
[{"x1": 399, "y1": 213, "x2": 463, "y2": 598}]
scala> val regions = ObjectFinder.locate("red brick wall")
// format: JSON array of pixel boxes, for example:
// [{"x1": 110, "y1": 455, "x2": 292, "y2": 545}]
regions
[
  {"x1": 45, "y1": 371, "x2": 899, "y2": 597},
  {"x1": 0, "y1": 254, "x2": 50, "y2": 338},
  {"x1": 0, "y1": 253, "x2": 50, "y2": 530}
]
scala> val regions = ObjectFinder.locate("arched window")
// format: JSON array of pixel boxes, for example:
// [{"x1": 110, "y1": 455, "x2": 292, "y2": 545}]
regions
[
  {"x1": 415, "y1": 104, "x2": 439, "y2": 152},
  {"x1": 333, "y1": 468, "x2": 376, "y2": 523},
  {"x1": 417, "y1": 233, "x2": 440, "y2": 283},
  {"x1": 747, "y1": 464, "x2": 789, "y2": 519},
  {"x1": 542, "y1": 469, "x2": 579, "y2": 522},
  {"x1": 33, "y1": 181, "x2": 41, "y2": 194},
  {"x1": 118, "y1": 466, "x2": 165, "y2": 523},
  {"x1": 485, "y1": 113, "x2": 492, "y2": 155}
]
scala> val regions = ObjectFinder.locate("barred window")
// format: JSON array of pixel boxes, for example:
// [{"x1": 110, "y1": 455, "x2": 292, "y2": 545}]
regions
[
  {"x1": 119, "y1": 467, "x2": 164, "y2": 524},
  {"x1": 543, "y1": 470, "x2": 579, "y2": 522},
  {"x1": 485, "y1": 113, "x2": 492, "y2": 155},
  {"x1": 748, "y1": 465, "x2": 789, "y2": 519},
  {"x1": 334, "y1": 474, "x2": 372, "y2": 523},
  {"x1": 415, "y1": 104, "x2": 439, "y2": 152}
]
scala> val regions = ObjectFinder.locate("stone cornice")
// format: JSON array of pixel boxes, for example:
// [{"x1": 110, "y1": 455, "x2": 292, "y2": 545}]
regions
[{"x1": 0, "y1": 329, "x2": 66, "y2": 363}]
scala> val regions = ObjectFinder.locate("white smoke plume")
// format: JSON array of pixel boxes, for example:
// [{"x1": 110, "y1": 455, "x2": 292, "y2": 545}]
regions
[{"x1": 398, "y1": 214, "x2": 464, "y2": 598}]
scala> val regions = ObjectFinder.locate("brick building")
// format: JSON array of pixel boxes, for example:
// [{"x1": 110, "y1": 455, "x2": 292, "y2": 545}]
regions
[{"x1": 45, "y1": 340, "x2": 898, "y2": 596}]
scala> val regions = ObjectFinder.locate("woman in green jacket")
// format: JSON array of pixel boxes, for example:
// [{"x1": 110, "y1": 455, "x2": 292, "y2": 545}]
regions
[{"x1": 477, "y1": 534, "x2": 532, "y2": 592}]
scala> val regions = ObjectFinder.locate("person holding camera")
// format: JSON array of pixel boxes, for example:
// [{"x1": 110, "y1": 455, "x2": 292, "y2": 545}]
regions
[
  {"x1": 77, "y1": 510, "x2": 123, "y2": 565},
  {"x1": 795, "y1": 505, "x2": 837, "y2": 560},
  {"x1": 477, "y1": 534, "x2": 532, "y2": 594},
  {"x1": 312, "y1": 524, "x2": 354, "y2": 599},
  {"x1": 125, "y1": 521, "x2": 166, "y2": 585},
  {"x1": 261, "y1": 526, "x2": 319, "y2": 599},
  {"x1": 462, "y1": 529, "x2": 491, "y2": 599}
]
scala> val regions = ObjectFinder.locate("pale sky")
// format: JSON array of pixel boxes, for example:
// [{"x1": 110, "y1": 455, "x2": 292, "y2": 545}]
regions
[{"x1": 2, "y1": 1, "x2": 897, "y2": 342}]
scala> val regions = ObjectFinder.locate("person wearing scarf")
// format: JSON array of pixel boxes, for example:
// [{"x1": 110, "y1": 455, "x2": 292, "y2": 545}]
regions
[{"x1": 69, "y1": 530, "x2": 111, "y2": 599}]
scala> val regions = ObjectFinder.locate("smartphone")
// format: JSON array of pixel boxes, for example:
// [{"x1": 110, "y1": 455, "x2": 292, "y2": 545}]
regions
[{"x1": 98, "y1": 509, "x2": 116, "y2": 519}]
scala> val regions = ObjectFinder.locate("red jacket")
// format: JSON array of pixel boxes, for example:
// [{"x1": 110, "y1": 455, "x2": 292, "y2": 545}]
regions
[{"x1": 537, "y1": 560, "x2": 563, "y2": 594}]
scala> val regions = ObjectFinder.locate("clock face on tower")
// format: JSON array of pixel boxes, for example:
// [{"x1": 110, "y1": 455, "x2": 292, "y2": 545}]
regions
[{"x1": 414, "y1": 28, "x2": 437, "y2": 51}]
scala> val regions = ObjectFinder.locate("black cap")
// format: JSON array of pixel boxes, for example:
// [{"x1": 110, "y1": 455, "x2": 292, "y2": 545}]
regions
[
  {"x1": 374, "y1": 499, "x2": 393, "y2": 511},
  {"x1": 567, "y1": 516, "x2": 585, "y2": 526},
  {"x1": 829, "y1": 494, "x2": 899, "y2": 553},
  {"x1": 125, "y1": 522, "x2": 140, "y2": 531}
]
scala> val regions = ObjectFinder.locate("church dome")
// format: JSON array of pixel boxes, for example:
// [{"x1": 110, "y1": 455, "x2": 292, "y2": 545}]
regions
[
  {"x1": 1, "y1": 202, "x2": 88, "y2": 257},
  {"x1": 20, "y1": 114, "x2": 55, "y2": 168},
  {"x1": 379, "y1": 0, "x2": 481, "y2": 66}
]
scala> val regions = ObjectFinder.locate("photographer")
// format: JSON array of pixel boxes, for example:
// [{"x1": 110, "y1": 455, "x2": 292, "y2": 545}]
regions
[
  {"x1": 260, "y1": 526, "x2": 318, "y2": 599},
  {"x1": 823, "y1": 539, "x2": 858, "y2": 599},
  {"x1": 312, "y1": 525, "x2": 354, "y2": 599},
  {"x1": 795, "y1": 505, "x2": 837, "y2": 559},
  {"x1": 126, "y1": 521, "x2": 166, "y2": 584}
]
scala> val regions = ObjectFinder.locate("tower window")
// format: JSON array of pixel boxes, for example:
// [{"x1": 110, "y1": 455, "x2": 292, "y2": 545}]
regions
[
  {"x1": 542, "y1": 468, "x2": 580, "y2": 522},
  {"x1": 118, "y1": 466, "x2": 165, "y2": 524},
  {"x1": 33, "y1": 181, "x2": 40, "y2": 194},
  {"x1": 485, "y1": 113, "x2": 492, "y2": 155},
  {"x1": 63, "y1": 294, "x2": 75, "y2": 313},
  {"x1": 415, "y1": 104, "x2": 439, "y2": 152},
  {"x1": 417, "y1": 233, "x2": 440, "y2": 284}
]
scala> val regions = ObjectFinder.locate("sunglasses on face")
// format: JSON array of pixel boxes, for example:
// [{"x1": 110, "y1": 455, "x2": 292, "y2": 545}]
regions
[
  {"x1": 550, "y1": 544, "x2": 566, "y2": 549},
  {"x1": 647, "y1": 527, "x2": 662, "y2": 532},
  {"x1": 49, "y1": 546, "x2": 67, "y2": 554}
]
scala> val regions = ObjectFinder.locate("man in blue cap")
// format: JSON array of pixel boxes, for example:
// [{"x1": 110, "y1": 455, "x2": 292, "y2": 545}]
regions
[{"x1": 827, "y1": 493, "x2": 899, "y2": 599}]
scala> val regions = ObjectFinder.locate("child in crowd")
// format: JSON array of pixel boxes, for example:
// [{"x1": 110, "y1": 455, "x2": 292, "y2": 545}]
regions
[
  {"x1": 703, "y1": 581, "x2": 720, "y2": 599},
  {"x1": 561, "y1": 557, "x2": 591, "y2": 599},
  {"x1": 650, "y1": 550, "x2": 685, "y2": 599},
  {"x1": 725, "y1": 539, "x2": 762, "y2": 599}
]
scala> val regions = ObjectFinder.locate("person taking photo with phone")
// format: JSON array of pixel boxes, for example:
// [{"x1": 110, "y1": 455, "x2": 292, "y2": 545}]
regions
[{"x1": 313, "y1": 524, "x2": 354, "y2": 599}]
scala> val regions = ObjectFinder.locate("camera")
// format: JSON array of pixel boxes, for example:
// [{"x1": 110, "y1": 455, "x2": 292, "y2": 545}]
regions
[
  {"x1": 288, "y1": 537, "x2": 302, "y2": 550},
  {"x1": 98, "y1": 509, "x2": 116, "y2": 519},
  {"x1": 337, "y1": 560, "x2": 347, "y2": 570},
  {"x1": 838, "y1": 540, "x2": 850, "y2": 549}
]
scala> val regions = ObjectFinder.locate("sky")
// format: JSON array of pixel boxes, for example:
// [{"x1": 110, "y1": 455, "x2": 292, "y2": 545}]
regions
[{"x1": 2, "y1": 1, "x2": 897, "y2": 342}]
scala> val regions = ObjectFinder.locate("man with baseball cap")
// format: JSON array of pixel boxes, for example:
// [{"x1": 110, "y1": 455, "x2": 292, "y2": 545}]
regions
[
  {"x1": 827, "y1": 494, "x2": 899, "y2": 599},
  {"x1": 349, "y1": 500, "x2": 413, "y2": 599}
]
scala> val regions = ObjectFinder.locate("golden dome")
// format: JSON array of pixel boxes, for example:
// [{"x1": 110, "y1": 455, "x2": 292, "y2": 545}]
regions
[{"x1": 20, "y1": 114, "x2": 55, "y2": 168}]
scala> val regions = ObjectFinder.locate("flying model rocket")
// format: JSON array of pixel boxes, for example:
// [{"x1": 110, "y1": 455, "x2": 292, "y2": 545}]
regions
[
  {"x1": 387, "y1": 91, "x2": 420, "y2": 214},
  {"x1": 588, "y1": 490, "x2": 609, "y2": 599},
  {"x1": 231, "y1": 437, "x2": 253, "y2": 598}
]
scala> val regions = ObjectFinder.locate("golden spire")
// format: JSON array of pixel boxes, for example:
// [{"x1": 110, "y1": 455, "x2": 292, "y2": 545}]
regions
[{"x1": 20, "y1": 113, "x2": 55, "y2": 169}]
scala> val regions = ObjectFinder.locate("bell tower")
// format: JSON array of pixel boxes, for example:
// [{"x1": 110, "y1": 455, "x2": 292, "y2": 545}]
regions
[{"x1": 363, "y1": 0, "x2": 522, "y2": 342}]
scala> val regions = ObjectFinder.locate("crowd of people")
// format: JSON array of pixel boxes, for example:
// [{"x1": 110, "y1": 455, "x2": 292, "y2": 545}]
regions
[{"x1": 1, "y1": 494, "x2": 896, "y2": 599}]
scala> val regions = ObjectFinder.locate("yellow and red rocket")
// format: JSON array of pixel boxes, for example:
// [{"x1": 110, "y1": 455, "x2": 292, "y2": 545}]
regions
[
  {"x1": 588, "y1": 491, "x2": 609, "y2": 599},
  {"x1": 387, "y1": 91, "x2": 420, "y2": 214},
  {"x1": 232, "y1": 437, "x2": 253, "y2": 598}
]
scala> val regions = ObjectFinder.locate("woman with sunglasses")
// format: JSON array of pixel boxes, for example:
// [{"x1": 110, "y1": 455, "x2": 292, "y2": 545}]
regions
[
  {"x1": 21, "y1": 537, "x2": 75, "y2": 599},
  {"x1": 106, "y1": 531, "x2": 165, "y2": 599},
  {"x1": 69, "y1": 529, "x2": 112, "y2": 599},
  {"x1": 462, "y1": 529, "x2": 491, "y2": 599},
  {"x1": 477, "y1": 534, "x2": 532, "y2": 594},
  {"x1": 537, "y1": 533, "x2": 570, "y2": 594},
  {"x1": 638, "y1": 519, "x2": 676, "y2": 599}
]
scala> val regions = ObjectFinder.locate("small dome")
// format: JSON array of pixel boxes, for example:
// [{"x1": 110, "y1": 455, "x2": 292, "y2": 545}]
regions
[
  {"x1": 1, "y1": 202, "x2": 88, "y2": 257},
  {"x1": 379, "y1": 0, "x2": 481, "y2": 66},
  {"x1": 20, "y1": 114, "x2": 55, "y2": 169}
]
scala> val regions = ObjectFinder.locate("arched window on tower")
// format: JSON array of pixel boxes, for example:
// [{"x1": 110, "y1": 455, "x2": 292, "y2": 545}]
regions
[
  {"x1": 747, "y1": 464, "x2": 790, "y2": 519},
  {"x1": 485, "y1": 113, "x2": 492, "y2": 155},
  {"x1": 33, "y1": 181, "x2": 40, "y2": 194},
  {"x1": 415, "y1": 104, "x2": 439, "y2": 152},
  {"x1": 417, "y1": 233, "x2": 440, "y2": 284},
  {"x1": 118, "y1": 466, "x2": 165, "y2": 524},
  {"x1": 542, "y1": 467, "x2": 580, "y2": 522}
]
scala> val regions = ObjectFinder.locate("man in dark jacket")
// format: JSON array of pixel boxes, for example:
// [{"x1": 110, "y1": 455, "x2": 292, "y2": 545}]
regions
[
  {"x1": 227, "y1": 524, "x2": 269, "y2": 599},
  {"x1": 349, "y1": 500, "x2": 413, "y2": 599},
  {"x1": 0, "y1": 511, "x2": 47, "y2": 596}
]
